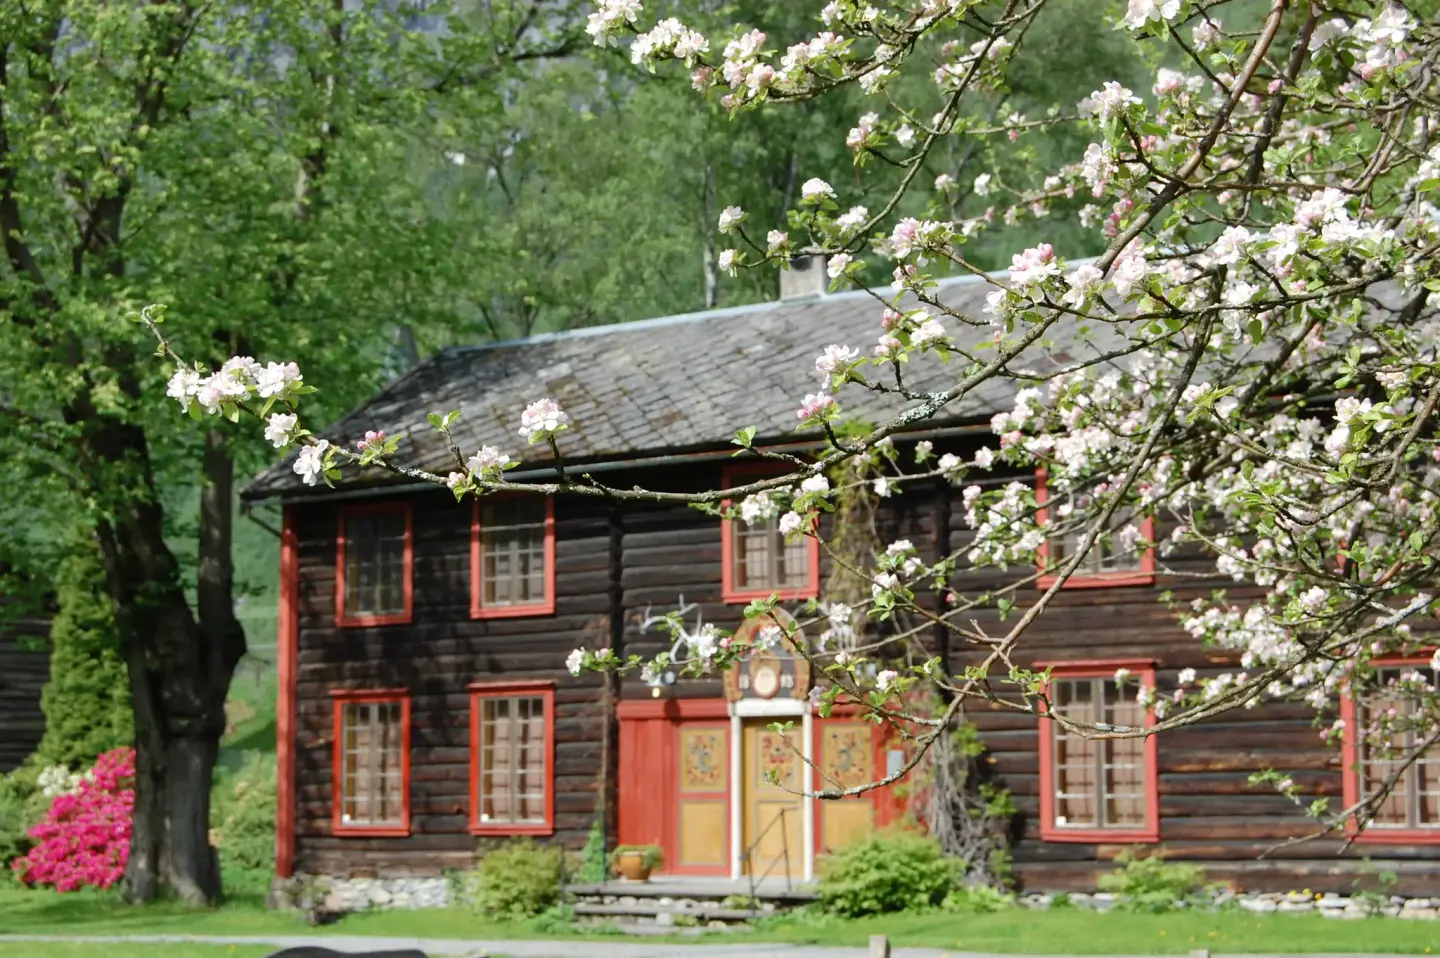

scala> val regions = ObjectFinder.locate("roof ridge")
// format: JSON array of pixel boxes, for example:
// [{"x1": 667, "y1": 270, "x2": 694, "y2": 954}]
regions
[{"x1": 442, "y1": 267, "x2": 1006, "y2": 358}]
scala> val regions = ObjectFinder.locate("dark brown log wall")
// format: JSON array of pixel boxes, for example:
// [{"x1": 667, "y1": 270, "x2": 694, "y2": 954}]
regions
[
  {"x1": 0, "y1": 618, "x2": 50, "y2": 772},
  {"x1": 288, "y1": 444, "x2": 1438, "y2": 891},
  {"x1": 946, "y1": 475, "x2": 1440, "y2": 894},
  {"x1": 291, "y1": 490, "x2": 611, "y2": 878}
]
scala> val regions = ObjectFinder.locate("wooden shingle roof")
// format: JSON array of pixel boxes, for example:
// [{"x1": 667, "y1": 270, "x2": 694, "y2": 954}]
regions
[{"x1": 242, "y1": 271, "x2": 1114, "y2": 500}]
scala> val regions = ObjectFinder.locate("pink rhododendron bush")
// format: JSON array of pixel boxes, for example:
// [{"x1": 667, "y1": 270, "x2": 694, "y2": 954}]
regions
[{"x1": 12, "y1": 748, "x2": 135, "y2": 891}]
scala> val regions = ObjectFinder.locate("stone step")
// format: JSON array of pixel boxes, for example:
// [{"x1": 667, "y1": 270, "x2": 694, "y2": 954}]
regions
[
  {"x1": 564, "y1": 880, "x2": 815, "y2": 904},
  {"x1": 571, "y1": 902, "x2": 759, "y2": 922}
]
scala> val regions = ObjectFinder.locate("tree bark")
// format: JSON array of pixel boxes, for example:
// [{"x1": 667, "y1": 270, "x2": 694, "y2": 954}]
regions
[{"x1": 93, "y1": 423, "x2": 246, "y2": 906}]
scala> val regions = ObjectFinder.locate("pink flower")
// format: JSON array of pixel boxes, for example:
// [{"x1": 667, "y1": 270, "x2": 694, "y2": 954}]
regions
[
  {"x1": 356, "y1": 429, "x2": 385, "y2": 451},
  {"x1": 13, "y1": 748, "x2": 135, "y2": 892},
  {"x1": 797, "y1": 392, "x2": 837, "y2": 421}
]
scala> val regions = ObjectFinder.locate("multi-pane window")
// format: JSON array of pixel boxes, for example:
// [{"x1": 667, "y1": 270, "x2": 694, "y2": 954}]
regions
[
  {"x1": 471, "y1": 686, "x2": 552, "y2": 833},
  {"x1": 333, "y1": 695, "x2": 409, "y2": 834},
  {"x1": 1048, "y1": 676, "x2": 1151, "y2": 832},
  {"x1": 732, "y1": 514, "x2": 811, "y2": 593},
  {"x1": 474, "y1": 497, "x2": 552, "y2": 615},
  {"x1": 1038, "y1": 476, "x2": 1151, "y2": 580},
  {"x1": 1354, "y1": 666, "x2": 1440, "y2": 831},
  {"x1": 338, "y1": 507, "x2": 410, "y2": 624}
]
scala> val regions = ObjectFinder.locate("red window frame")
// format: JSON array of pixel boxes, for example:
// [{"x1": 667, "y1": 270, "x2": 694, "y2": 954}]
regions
[
  {"x1": 335, "y1": 502, "x2": 414, "y2": 627},
  {"x1": 1036, "y1": 659, "x2": 1160, "y2": 844},
  {"x1": 1035, "y1": 467, "x2": 1155, "y2": 589},
  {"x1": 1339, "y1": 654, "x2": 1440, "y2": 845},
  {"x1": 720, "y1": 464, "x2": 820, "y2": 604},
  {"x1": 468, "y1": 680, "x2": 556, "y2": 836},
  {"x1": 470, "y1": 494, "x2": 557, "y2": 619},
  {"x1": 330, "y1": 688, "x2": 411, "y2": 838}
]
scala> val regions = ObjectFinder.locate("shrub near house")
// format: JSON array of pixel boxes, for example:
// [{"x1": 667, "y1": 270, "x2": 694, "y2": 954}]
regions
[{"x1": 12, "y1": 748, "x2": 134, "y2": 891}]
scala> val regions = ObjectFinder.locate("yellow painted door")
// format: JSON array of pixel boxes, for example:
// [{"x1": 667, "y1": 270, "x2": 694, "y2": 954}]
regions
[
  {"x1": 816, "y1": 722, "x2": 876, "y2": 855},
  {"x1": 742, "y1": 720, "x2": 805, "y2": 880}
]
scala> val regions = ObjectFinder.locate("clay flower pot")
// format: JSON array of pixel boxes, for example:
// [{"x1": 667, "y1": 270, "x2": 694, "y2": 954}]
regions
[{"x1": 616, "y1": 849, "x2": 652, "y2": 882}]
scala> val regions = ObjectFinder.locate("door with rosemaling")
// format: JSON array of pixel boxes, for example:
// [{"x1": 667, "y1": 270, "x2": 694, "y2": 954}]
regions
[
  {"x1": 741, "y1": 719, "x2": 805, "y2": 879},
  {"x1": 816, "y1": 721, "x2": 876, "y2": 856},
  {"x1": 675, "y1": 725, "x2": 729, "y2": 873}
]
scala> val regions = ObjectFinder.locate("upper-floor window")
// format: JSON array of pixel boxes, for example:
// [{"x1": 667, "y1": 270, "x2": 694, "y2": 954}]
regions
[
  {"x1": 721, "y1": 466, "x2": 819, "y2": 603},
  {"x1": 1343, "y1": 662, "x2": 1440, "y2": 839},
  {"x1": 471, "y1": 495, "x2": 556, "y2": 618},
  {"x1": 469, "y1": 681, "x2": 555, "y2": 835},
  {"x1": 1038, "y1": 662, "x2": 1158, "y2": 843},
  {"x1": 331, "y1": 689, "x2": 410, "y2": 837},
  {"x1": 1035, "y1": 468, "x2": 1155, "y2": 588},
  {"x1": 336, "y1": 504, "x2": 413, "y2": 626}
]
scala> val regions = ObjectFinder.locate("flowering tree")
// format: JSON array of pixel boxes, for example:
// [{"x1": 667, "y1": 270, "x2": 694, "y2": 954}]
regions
[{"x1": 158, "y1": 0, "x2": 1440, "y2": 844}]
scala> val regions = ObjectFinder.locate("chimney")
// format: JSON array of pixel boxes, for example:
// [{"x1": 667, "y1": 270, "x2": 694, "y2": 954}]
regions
[{"x1": 779, "y1": 254, "x2": 829, "y2": 301}]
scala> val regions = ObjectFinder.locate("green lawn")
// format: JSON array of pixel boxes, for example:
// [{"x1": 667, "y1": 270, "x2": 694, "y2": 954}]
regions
[
  {"x1": 0, "y1": 947, "x2": 273, "y2": 958},
  {"x1": 3, "y1": 884, "x2": 1440, "y2": 954}
]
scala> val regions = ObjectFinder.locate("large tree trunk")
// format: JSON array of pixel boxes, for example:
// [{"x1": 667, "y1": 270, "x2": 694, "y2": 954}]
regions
[{"x1": 93, "y1": 423, "x2": 246, "y2": 906}]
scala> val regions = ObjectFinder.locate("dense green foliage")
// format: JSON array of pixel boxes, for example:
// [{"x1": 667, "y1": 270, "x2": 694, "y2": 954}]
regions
[
  {"x1": 465, "y1": 839, "x2": 564, "y2": 918},
  {"x1": 577, "y1": 819, "x2": 607, "y2": 884},
  {"x1": 1097, "y1": 850, "x2": 1208, "y2": 913},
  {"x1": 816, "y1": 829, "x2": 962, "y2": 917},
  {"x1": 31, "y1": 544, "x2": 132, "y2": 771},
  {"x1": 210, "y1": 753, "x2": 277, "y2": 875}
]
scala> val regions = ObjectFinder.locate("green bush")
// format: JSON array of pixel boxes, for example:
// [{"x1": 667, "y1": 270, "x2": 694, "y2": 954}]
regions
[
  {"x1": 0, "y1": 767, "x2": 48, "y2": 876},
  {"x1": 468, "y1": 839, "x2": 563, "y2": 918},
  {"x1": 31, "y1": 543, "x2": 131, "y2": 770},
  {"x1": 942, "y1": 883, "x2": 1016, "y2": 913},
  {"x1": 211, "y1": 751, "x2": 277, "y2": 872},
  {"x1": 816, "y1": 829, "x2": 962, "y2": 917},
  {"x1": 1097, "y1": 849, "x2": 1206, "y2": 912},
  {"x1": 577, "y1": 819, "x2": 606, "y2": 884}
]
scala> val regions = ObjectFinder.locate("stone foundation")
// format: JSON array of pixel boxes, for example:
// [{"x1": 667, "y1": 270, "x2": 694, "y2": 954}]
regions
[
  {"x1": 268, "y1": 874, "x2": 451, "y2": 913},
  {"x1": 1018, "y1": 890, "x2": 1438, "y2": 920}
]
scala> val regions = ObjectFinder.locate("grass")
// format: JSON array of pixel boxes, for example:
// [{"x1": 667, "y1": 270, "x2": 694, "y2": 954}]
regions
[
  {"x1": 0, "y1": 947, "x2": 273, "y2": 958},
  {"x1": 3, "y1": 883, "x2": 1440, "y2": 954}
]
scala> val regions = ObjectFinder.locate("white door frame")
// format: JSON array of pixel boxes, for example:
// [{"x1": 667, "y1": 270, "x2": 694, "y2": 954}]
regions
[{"x1": 728, "y1": 698, "x2": 813, "y2": 881}]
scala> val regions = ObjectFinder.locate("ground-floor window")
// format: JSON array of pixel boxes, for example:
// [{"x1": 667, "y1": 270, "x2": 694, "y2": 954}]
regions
[
  {"x1": 330, "y1": 689, "x2": 410, "y2": 836},
  {"x1": 1037, "y1": 661, "x2": 1158, "y2": 843},
  {"x1": 469, "y1": 680, "x2": 555, "y2": 835}
]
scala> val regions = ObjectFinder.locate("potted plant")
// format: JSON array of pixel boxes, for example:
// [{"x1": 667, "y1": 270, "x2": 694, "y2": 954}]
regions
[{"x1": 610, "y1": 844, "x2": 664, "y2": 882}]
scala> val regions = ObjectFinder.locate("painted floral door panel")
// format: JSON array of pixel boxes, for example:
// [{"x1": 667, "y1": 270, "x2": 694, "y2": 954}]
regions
[
  {"x1": 677, "y1": 725, "x2": 729, "y2": 872},
  {"x1": 817, "y1": 722, "x2": 875, "y2": 855},
  {"x1": 741, "y1": 720, "x2": 804, "y2": 879}
]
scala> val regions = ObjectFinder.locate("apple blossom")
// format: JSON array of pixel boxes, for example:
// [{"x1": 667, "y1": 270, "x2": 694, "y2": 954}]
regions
[
  {"x1": 718, "y1": 205, "x2": 746, "y2": 233},
  {"x1": 801, "y1": 178, "x2": 836, "y2": 203},
  {"x1": 293, "y1": 440, "x2": 330, "y2": 487},
  {"x1": 519, "y1": 398, "x2": 569, "y2": 443},
  {"x1": 264, "y1": 413, "x2": 298, "y2": 449}
]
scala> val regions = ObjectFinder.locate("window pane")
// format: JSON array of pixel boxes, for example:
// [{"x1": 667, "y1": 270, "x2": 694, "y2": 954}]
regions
[
  {"x1": 482, "y1": 499, "x2": 549, "y2": 607},
  {"x1": 1357, "y1": 666, "x2": 1438, "y2": 830},
  {"x1": 1052, "y1": 677, "x2": 1151, "y2": 831},
  {"x1": 343, "y1": 511, "x2": 408, "y2": 618},
  {"x1": 339, "y1": 699, "x2": 405, "y2": 827},
  {"x1": 1053, "y1": 679, "x2": 1098, "y2": 827},
  {"x1": 1103, "y1": 685, "x2": 1147, "y2": 827},
  {"x1": 1044, "y1": 488, "x2": 1144, "y2": 575},
  {"x1": 734, "y1": 515, "x2": 808, "y2": 592},
  {"x1": 478, "y1": 695, "x2": 549, "y2": 825}
]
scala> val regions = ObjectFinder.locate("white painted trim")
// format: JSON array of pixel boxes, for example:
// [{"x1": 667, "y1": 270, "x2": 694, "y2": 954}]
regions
[
  {"x1": 729, "y1": 710, "x2": 743, "y2": 880},
  {"x1": 734, "y1": 697, "x2": 806, "y2": 718},
  {"x1": 802, "y1": 709, "x2": 815, "y2": 882}
]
